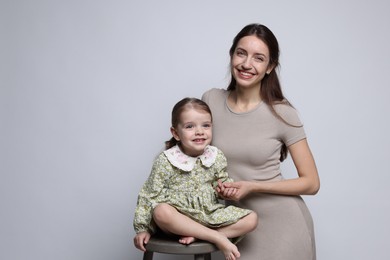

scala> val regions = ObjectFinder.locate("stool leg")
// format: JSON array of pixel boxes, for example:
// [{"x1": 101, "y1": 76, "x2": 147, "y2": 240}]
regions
[
  {"x1": 194, "y1": 253, "x2": 208, "y2": 260},
  {"x1": 143, "y1": 251, "x2": 153, "y2": 260}
]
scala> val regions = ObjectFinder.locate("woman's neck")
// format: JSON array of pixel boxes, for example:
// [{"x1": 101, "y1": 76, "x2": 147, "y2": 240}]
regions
[{"x1": 228, "y1": 87, "x2": 262, "y2": 113}]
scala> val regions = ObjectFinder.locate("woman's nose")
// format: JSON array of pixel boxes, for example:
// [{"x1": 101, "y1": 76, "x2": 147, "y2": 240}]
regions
[{"x1": 242, "y1": 58, "x2": 252, "y2": 69}]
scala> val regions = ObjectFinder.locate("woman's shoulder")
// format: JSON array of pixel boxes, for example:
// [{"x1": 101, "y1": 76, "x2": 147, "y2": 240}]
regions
[
  {"x1": 274, "y1": 101, "x2": 297, "y2": 113},
  {"x1": 273, "y1": 102, "x2": 304, "y2": 126},
  {"x1": 202, "y1": 88, "x2": 228, "y2": 103}
]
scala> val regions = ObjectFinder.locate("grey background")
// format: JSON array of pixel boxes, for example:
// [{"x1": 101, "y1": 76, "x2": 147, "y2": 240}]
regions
[{"x1": 1, "y1": 0, "x2": 389, "y2": 259}]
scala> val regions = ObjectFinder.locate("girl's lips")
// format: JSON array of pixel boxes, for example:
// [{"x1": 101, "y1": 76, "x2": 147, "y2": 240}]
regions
[{"x1": 193, "y1": 138, "x2": 206, "y2": 143}]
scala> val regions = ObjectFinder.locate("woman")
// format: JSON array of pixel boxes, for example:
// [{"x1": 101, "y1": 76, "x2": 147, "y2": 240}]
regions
[{"x1": 202, "y1": 23, "x2": 320, "y2": 260}]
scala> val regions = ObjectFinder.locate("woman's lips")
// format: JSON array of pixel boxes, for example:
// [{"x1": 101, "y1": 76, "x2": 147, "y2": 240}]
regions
[{"x1": 238, "y1": 70, "x2": 254, "y2": 79}]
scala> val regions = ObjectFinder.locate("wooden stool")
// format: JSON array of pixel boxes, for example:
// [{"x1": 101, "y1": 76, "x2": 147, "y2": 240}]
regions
[{"x1": 143, "y1": 235, "x2": 218, "y2": 260}]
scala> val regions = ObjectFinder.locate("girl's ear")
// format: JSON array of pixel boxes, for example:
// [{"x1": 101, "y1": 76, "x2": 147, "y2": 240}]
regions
[{"x1": 170, "y1": 127, "x2": 180, "y2": 141}]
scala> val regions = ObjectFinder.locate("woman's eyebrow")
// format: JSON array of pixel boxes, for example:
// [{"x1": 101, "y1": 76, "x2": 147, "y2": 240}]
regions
[{"x1": 236, "y1": 47, "x2": 266, "y2": 57}]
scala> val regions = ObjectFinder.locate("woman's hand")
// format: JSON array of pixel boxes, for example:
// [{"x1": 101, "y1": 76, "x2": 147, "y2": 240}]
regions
[
  {"x1": 133, "y1": 231, "x2": 151, "y2": 252},
  {"x1": 217, "y1": 180, "x2": 252, "y2": 201},
  {"x1": 216, "y1": 180, "x2": 238, "y2": 200}
]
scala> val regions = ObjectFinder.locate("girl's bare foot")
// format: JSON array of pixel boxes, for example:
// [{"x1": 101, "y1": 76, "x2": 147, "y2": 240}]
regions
[
  {"x1": 214, "y1": 234, "x2": 240, "y2": 260},
  {"x1": 178, "y1": 236, "x2": 196, "y2": 245}
]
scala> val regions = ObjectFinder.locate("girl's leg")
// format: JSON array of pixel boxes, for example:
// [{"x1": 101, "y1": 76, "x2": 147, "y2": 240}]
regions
[
  {"x1": 217, "y1": 211, "x2": 258, "y2": 239},
  {"x1": 153, "y1": 203, "x2": 240, "y2": 260},
  {"x1": 179, "y1": 211, "x2": 257, "y2": 245}
]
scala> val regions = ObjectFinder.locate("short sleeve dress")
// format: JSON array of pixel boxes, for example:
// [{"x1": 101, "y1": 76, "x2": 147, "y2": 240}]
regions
[
  {"x1": 133, "y1": 145, "x2": 252, "y2": 234},
  {"x1": 202, "y1": 88, "x2": 316, "y2": 260}
]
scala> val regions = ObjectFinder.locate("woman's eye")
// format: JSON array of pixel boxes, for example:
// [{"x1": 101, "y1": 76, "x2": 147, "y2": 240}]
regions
[
  {"x1": 255, "y1": 56, "x2": 264, "y2": 62},
  {"x1": 236, "y1": 50, "x2": 245, "y2": 57}
]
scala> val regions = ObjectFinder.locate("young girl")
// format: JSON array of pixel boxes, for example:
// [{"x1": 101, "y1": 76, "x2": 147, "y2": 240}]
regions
[{"x1": 133, "y1": 98, "x2": 258, "y2": 260}]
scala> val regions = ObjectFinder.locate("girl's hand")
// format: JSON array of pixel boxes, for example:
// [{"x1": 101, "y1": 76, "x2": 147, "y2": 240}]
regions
[
  {"x1": 216, "y1": 180, "x2": 237, "y2": 200},
  {"x1": 133, "y1": 231, "x2": 151, "y2": 252},
  {"x1": 219, "y1": 181, "x2": 252, "y2": 201}
]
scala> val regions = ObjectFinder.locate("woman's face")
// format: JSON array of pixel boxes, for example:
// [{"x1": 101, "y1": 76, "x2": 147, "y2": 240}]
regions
[{"x1": 231, "y1": 35, "x2": 274, "y2": 90}]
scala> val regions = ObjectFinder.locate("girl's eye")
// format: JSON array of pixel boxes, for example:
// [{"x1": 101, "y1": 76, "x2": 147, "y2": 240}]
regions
[
  {"x1": 203, "y1": 123, "x2": 211, "y2": 128},
  {"x1": 185, "y1": 125, "x2": 194, "y2": 129}
]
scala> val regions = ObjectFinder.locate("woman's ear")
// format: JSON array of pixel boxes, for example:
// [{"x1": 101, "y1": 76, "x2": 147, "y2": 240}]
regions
[
  {"x1": 266, "y1": 63, "x2": 276, "y2": 75},
  {"x1": 170, "y1": 127, "x2": 180, "y2": 141}
]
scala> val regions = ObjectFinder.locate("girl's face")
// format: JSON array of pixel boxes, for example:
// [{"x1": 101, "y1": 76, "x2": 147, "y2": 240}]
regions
[
  {"x1": 171, "y1": 108, "x2": 212, "y2": 157},
  {"x1": 231, "y1": 35, "x2": 274, "y2": 90}
]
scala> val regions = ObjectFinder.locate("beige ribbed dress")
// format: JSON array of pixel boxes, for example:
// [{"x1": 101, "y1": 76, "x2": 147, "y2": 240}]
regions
[{"x1": 202, "y1": 88, "x2": 316, "y2": 260}]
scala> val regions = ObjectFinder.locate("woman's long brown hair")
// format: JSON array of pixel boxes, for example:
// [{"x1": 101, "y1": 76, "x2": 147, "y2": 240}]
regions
[{"x1": 227, "y1": 24, "x2": 300, "y2": 161}]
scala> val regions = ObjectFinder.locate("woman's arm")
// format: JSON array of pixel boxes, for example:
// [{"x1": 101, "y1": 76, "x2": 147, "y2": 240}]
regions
[{"x1": 219, "y1": 139, "x2": 320, "y2": 200}]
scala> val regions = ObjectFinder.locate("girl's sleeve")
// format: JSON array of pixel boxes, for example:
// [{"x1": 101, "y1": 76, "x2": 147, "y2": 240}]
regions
[
  {"x1": 212, "y1": 149, "x2": 233, "y2": 189},
  {"x1": 133, "y1": 154, "x2": 170, "y2": 234}
]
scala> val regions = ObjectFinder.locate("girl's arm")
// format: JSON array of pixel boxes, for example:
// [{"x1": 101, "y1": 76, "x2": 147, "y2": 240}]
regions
[
  {"x1": 219, "y1": 139, "x2": 320, "y2": 200},
  {"x1": 212, "y1": 149, "x2": 239, "y2": 198},
  {"x1": 133, "y1": 155, "x2": 169, "y2": 234},
  {"x1": 134, "y1": 231, "x2": 151, "y2": 252}
]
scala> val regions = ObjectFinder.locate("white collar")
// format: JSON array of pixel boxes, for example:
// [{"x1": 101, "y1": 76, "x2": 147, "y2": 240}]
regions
[{"x1": 163, "y1": 145, "x2": 218, "y2": 172}]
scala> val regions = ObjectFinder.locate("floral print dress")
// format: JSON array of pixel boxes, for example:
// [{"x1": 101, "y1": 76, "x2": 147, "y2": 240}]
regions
[{"x1": 133, "y1": 145, "x2": 252, "y2": 234}]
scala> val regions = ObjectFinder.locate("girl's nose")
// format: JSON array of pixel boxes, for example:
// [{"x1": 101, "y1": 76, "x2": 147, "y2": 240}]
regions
[{"x1": 195, "y1": 127, "x2": 204, "y2": 135}]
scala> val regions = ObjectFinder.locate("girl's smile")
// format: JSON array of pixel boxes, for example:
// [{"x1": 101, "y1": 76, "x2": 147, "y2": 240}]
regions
[{"x1": 171, "y1": 108, "x2": 212, "y2": 157}]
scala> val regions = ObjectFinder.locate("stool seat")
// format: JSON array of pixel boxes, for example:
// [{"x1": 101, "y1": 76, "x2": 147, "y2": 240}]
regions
[{"x1": 143, "y1": 235, "x2": 218, "y2": 260}]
